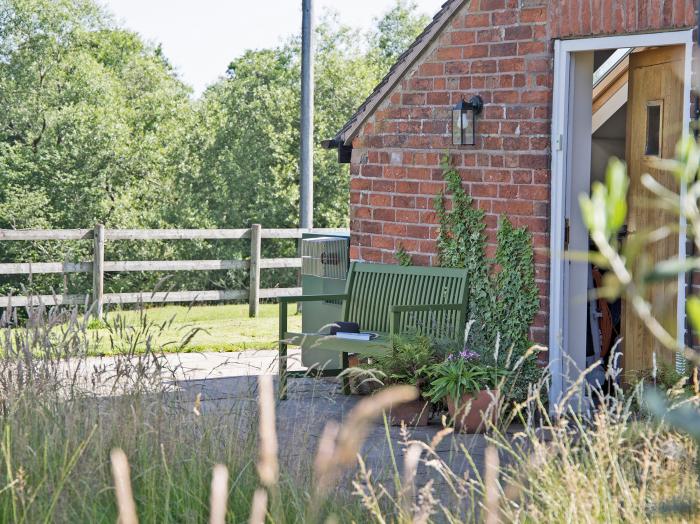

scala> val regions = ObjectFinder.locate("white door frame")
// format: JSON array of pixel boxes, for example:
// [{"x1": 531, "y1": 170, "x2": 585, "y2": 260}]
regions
[{"x1": 549, "y1": 29, "x2": 694, "y2": 407}]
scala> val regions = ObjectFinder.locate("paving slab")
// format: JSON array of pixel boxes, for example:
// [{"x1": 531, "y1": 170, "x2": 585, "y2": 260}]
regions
[
  {"x1": 162, "y1": 350, "x2": 515, "y2": 513},
  {"x1": 68, "y1": 348, "x2": 511, "y2": 517}
]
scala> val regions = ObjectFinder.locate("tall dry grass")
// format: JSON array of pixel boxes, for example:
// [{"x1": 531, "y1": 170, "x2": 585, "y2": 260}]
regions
[
  {"x1": 0, "y1": 302, "x2": 377, "y2": 522},
  {"x1": 0, "y1": 302, "x2": 698, "y2": 522}
]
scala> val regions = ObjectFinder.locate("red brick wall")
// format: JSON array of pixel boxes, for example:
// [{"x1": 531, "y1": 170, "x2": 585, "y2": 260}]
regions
[
  {"x1": 549, "y1": 0, "x2": 697, "y2": 38},
  {"x1": 348, "y1": 0, "x2": 697, "y2": 345}
]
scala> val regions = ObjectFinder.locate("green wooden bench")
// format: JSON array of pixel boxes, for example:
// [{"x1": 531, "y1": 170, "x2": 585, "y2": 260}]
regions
[{"x1": 278, "y1": 262, "x2": 469, "y2": 399}]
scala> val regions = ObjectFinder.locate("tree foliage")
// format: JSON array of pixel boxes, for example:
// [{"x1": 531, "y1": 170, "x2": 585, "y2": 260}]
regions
[
  {"x1": 0, "y1": 0, "x2": 428, "y2": 296},
  {"x1": 368, "y1": 0, "x2": 430, "y2": 73}
]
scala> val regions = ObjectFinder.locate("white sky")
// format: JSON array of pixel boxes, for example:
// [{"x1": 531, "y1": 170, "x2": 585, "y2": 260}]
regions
[{"x1": 100, "y1": 0, "x2": 445, "y2": 96}]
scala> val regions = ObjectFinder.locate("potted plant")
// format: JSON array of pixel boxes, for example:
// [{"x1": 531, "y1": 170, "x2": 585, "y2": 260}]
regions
[
  {"x1": 425, "y1": 349, "x2": 506, "y2": 433},
  {"x1": 347, "y1": 335, "x2": 446, "y2": 426}
]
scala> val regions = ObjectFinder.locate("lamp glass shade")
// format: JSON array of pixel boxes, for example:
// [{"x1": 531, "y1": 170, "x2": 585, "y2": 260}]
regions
[
  {"x1": 462, "y1": 110, "x2": 475, "y2": 146},
  {"x1": 452, "y1": 99, "x2": 477, "y2": 146},
  {"x1": 452, "y1": 107, "x2": 463, "y2": 145}
]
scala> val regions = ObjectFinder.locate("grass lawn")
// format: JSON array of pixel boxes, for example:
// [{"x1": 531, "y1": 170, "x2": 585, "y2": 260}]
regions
[{"x1": 90, "y1": 303, "x2": 301, "y2": 354}]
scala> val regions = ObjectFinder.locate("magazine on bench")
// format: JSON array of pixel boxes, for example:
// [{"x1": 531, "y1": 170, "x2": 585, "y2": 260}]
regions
[{"x1": 335, "y1": 332, "x2": 378, "y2": 341}]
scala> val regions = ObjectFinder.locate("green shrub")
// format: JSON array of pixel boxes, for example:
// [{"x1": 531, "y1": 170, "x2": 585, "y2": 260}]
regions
[
  {"x1": 425, "y1": 349, "x2": 506, "y2": 402},
  {"x1": 86, "y1": 318, "x2": 107, "y2": 330}
]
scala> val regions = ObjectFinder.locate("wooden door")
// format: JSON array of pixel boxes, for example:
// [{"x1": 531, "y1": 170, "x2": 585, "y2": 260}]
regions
[{"x1": 623, "y1": 46, "x2": 684, "y2": 380}]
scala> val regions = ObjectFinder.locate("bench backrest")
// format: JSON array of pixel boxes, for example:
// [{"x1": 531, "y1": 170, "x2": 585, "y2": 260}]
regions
[{"x1": 342, "y1": 262, "x2": 469, "y2": 343}]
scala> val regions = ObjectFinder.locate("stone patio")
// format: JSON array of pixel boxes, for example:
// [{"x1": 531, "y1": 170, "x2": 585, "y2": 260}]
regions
[{"x1": 156, "y1": 348, "x2": 515, "y2": 515}]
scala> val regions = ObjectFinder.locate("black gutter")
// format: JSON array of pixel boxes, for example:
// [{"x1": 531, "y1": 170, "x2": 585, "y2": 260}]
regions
[{"x1": 321, "y1": 138, "x2": 352, "y2": 164}]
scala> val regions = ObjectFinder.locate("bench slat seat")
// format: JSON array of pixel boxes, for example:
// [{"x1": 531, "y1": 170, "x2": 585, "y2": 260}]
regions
[{"x1": 278, "y1": 262, "x2": 469, "y2": 399}]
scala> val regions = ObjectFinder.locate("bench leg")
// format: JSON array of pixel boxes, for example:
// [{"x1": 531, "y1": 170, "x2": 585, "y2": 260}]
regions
[
  {"x1": 279, "y1": 341, "x2": 288, "y2": 400},
  {"x1": 279, "y1": 301, "x2": 288, "y2": 400},
  {"x1": 341, "y1": 351, "x2": 350, "y2": 395}
]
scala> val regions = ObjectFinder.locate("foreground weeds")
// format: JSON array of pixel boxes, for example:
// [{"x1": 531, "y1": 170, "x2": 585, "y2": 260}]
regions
[
  {"x1": 487, "y1": 379, "x2": 700, "y2": 523},
  {"x1": 0, "y1": 304, "x2": 699, "y2": 522}
]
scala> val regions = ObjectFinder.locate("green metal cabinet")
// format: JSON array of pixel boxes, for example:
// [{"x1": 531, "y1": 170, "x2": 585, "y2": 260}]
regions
[{"x1": 299, "y1": 233, "x2": 350, "y2": 370}]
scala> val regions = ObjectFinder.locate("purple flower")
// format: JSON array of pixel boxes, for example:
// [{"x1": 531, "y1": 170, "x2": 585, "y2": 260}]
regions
[
  {"x1": 459, "y1": 349, "x2": 480, "y2": 361},
  {"x1": 446, "y1": 349, "x2": 479, "y2": 362}
]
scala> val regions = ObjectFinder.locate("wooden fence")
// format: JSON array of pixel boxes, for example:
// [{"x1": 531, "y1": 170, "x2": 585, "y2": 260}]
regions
[{"x1": 0, "y1": 225, "x2": 348, "y2": 318}]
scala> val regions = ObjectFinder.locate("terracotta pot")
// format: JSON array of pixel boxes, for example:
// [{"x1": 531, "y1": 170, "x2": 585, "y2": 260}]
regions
[
  {"x1": 447, "y1": 389, "x2": 499, "y2": 433},
  {"x1": 387, "y1": 399, "x2": 430, "y2": 426}
]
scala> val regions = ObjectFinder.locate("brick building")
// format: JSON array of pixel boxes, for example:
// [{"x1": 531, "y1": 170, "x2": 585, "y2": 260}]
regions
[{"x1": 323, "y1": 0, "x2": 699, "y2": 399}]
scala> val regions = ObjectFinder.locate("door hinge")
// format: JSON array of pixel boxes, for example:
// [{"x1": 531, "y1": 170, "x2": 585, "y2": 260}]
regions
[{"x1": 564, "y1": 218, "x2": 570, "y2": 250}]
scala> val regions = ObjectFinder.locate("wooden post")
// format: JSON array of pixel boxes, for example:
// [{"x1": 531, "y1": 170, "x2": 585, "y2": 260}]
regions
[
  {"x1": 92, "y1": 224, "x2": 105, "y2": 319},
  {"x1": 296, "y1": 237, "x2": 302, "y2": 315},
  {"x1": 249, "y1": 224, "x2": 261, "y2": 317}
]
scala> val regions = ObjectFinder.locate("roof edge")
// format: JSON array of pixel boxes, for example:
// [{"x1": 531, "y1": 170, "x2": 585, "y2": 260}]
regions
[{"x1": 335, "y1": 0, "x2": 469, "y2": 146}]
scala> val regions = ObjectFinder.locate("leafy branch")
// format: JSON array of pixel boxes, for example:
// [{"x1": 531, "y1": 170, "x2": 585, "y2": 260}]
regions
[{"x1": 579, "y1": 139, "x2": 700, "y2": 367}]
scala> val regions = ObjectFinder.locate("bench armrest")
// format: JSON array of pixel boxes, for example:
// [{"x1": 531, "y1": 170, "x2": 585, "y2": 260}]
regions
[
  {"x1": 389, "y1": 302, "x2": 467, "y2": 336},
  {"x1": 278, "y1": 294, "x2": 349, "y2": 370},
  {"x1": 279, "y1": 293, "x2": 348, "y2": 304}
]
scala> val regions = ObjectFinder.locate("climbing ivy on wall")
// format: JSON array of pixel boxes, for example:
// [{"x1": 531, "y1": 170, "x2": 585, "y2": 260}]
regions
[
  {"x1": 493, "y1": 218, "x2": 540, "y2": 357},
  {"x1": 434, "y1": 155, "x2": 541, "y2": 401},
  {"x1": 434, "y1": 156, "x2": 494, "y2": 350},
  {"x1": 394, "y1": 242, "x2": 413, "y2": 266}
]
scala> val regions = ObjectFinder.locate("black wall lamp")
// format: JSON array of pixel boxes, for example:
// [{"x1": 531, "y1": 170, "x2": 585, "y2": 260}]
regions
[{"x1": 452, "y1": 95, "x2": 483, "y2": 146}]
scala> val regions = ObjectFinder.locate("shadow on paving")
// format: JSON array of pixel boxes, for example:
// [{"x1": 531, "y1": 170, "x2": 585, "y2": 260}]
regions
[{"x1": 173, "y1": 371, "x2": 517, "y2": 513}]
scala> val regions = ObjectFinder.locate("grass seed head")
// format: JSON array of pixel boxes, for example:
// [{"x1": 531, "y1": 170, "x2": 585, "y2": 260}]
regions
[
  {"x1": 110, "y1": 448, "x2": 138, "y2": 524},
  {"x1": 335, "y1": 385, "x2": 418, "y2": 466},
  {"x1": 256, "y1": 375, "x2": 278, "y2": 487},
  {"x1": 209, "y1": 464, "x2": 229, "y2": 524}
]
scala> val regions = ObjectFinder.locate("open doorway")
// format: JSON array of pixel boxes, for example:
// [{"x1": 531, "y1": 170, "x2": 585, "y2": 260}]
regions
[
  {"x1": 549, "y1": 31, "x2": 694, "y2": 407},
  {"x1": 592, "y1": 46, "x2": 684, "y2": 384}
]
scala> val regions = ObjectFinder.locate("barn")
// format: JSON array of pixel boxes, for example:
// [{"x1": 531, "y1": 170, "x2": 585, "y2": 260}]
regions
[{"x1": 323, "y1": 0, "x2": 699, "y2": 401}]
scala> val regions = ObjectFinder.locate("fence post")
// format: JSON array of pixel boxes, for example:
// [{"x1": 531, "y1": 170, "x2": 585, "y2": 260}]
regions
[
  {"x1": 92, "y1": 223, "x2": 105, "y2": 319},
  {"x1": 296, "y1": 236, "x2": 303, "y2": 315},
  {"x1": 249, "y1": 224, "x2": 261, "y2": 317}
]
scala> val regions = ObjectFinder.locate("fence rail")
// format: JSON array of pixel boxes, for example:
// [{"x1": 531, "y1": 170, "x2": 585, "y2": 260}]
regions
[
  {"x1": 0, "y1": 225, "x2": 348, "y2": 317},
  {"x1": 0, "y1": 227, "x2": 346, "y2": 241}
]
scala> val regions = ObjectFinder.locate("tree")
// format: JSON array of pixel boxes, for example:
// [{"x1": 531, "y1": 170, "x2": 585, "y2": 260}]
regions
[
  {"x1": 0, "y1": 0, "x2": 432, "y2": 296},
  {"x1": 0, "y1": 0, "x2": 199, "y2": 294},
  {"x1": 368, "y1": 0, "x2": 430, "y2": 73},
  {"x1": 189, "y1": 3, "x2": 429, "y2": 231}
]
